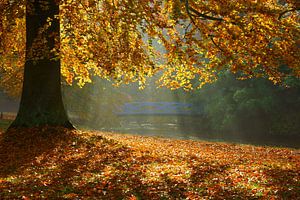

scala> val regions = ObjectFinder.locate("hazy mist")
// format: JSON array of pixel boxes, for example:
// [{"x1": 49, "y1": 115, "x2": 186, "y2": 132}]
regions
[{"x1": 62, "y1": 73, "x2": 300, "y2": 148}]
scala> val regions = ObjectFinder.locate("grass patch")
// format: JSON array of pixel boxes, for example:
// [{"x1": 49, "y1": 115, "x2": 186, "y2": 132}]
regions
[
  {"x1": 0, "y1": 128, "x2": 299, "y2": 199},
  {"x1": 0, "y1": 119, "x2": 11, "y2": 131}
]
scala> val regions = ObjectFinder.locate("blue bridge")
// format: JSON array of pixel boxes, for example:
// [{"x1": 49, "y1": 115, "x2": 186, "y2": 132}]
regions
[{"x1": 116, "y1": 102, "x2": 204, "y2": 116}]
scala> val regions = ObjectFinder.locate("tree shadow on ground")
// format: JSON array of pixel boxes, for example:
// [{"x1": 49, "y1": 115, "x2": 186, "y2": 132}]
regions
[
  {"x1": 262, "y1": 166, "x2": 300, "y2": 199},
  {"x1": 0, "y1": 129, "x2": 298, "y2": 199},
  {"x1": 0, "y1": 127, "x2": 73, "y2": 176}
]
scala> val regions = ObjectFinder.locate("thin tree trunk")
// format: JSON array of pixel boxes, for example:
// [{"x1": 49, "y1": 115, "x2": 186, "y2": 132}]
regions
[{"x1": 9, "y1": 0, "x2": 73, "y2": 128}]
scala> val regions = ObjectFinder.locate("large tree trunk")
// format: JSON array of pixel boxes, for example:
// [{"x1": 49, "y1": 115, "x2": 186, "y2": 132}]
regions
[{"x1": 10, "y1": 0, "x2": 73, "y2": 128}]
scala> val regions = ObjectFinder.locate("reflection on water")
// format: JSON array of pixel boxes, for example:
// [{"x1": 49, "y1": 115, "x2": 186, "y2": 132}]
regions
[{"x1": 101, "y1": 116, "x2": 300, "y2": 149}]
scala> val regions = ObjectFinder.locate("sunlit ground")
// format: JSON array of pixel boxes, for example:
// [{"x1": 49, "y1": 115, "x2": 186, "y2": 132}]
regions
[{"x1": 0, "y1": 127, "x2": 299, "y2": 199}]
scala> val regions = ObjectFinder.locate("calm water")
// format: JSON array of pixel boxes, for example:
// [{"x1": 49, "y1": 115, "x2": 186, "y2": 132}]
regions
[{"x1": 103, "y1": 116, "x2": 300, "y2": 149}]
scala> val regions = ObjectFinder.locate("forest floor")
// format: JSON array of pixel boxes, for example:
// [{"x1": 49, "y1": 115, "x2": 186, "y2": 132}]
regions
[{"x1": 0, "y1": 127, "x2": 299, "y2": 199}]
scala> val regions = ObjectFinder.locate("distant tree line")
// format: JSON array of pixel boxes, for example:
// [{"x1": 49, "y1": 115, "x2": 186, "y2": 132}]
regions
[{"x1": 190, "y1": 72, "x2": 300, "y2": 136}]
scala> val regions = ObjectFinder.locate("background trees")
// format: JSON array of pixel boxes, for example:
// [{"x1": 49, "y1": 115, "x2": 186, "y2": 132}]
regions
[{"x1": 190, "y1": 71, "x2": 300, "y2": 137}]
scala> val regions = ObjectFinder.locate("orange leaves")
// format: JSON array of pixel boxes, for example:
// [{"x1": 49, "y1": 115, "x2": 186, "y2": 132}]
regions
[
  {"x1": 0, "y1": 128, "x2": 299, "y2": 199},
  {"x1": 0, "y1": 0, "x2": 299, "y2": 93},
  {"x1": 0, "y1": 8, "x2": 25, "y2": 97},
  {"x1": 59, "y1": 0, "x2": 158, "y2": 87},
  {"x1": 182, "y1": 0, "x2": 299, "y2": 84}
]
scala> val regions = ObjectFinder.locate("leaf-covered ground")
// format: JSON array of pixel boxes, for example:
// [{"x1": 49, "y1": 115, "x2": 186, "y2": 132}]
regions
[{"x1": 0, "y1": 128, "x2": 299, "y2": 199}]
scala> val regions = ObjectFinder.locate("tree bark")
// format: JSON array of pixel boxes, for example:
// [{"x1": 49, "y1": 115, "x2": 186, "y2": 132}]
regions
[{"x1": 9, "y1": 0, "x2": 73, "y2": 128}]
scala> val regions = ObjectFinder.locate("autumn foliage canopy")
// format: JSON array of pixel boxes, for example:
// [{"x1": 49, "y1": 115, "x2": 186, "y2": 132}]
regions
[{"x1": 0, "y1": 0, "x2": 299, "y2": 96}]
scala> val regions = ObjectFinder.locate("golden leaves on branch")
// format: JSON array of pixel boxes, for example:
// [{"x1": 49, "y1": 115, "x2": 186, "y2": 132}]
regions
[
  {"x1": 0, "y1": 8, "x2": 25, "y2": 97},
  {"x1": 60, "y1": 0, "x2": 157, "y2": 88},
  {"x1": 0, "y1": 0, "x2": 299, "y2": 94}
]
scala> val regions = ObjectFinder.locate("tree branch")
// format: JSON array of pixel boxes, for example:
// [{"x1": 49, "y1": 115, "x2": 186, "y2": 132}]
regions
[
  {"x1": 209, "y1": 35, "x2": 225, "y2": 53},
  {"x1": 184, "y1": 0, "x2": 223, "y2": 21},
  {"x1": 184, "y1": 0, "x2": 197, "y2": 27},
  {"x1": 278, "y1": 8, "x2": 300, "y2": 20},
  {"x1": 183, "y1": 22, "x2": 192, "y2": 41}
]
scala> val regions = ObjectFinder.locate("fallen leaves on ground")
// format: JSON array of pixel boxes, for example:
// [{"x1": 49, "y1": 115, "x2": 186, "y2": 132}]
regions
[{"x1": 0, "y1": 128, "x2": 299, "y2": 199}]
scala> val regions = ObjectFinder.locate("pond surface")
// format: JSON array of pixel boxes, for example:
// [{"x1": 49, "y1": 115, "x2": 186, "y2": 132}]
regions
[{"x1": 102, "y1": 116, "x2": 300, "y2": 149}]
